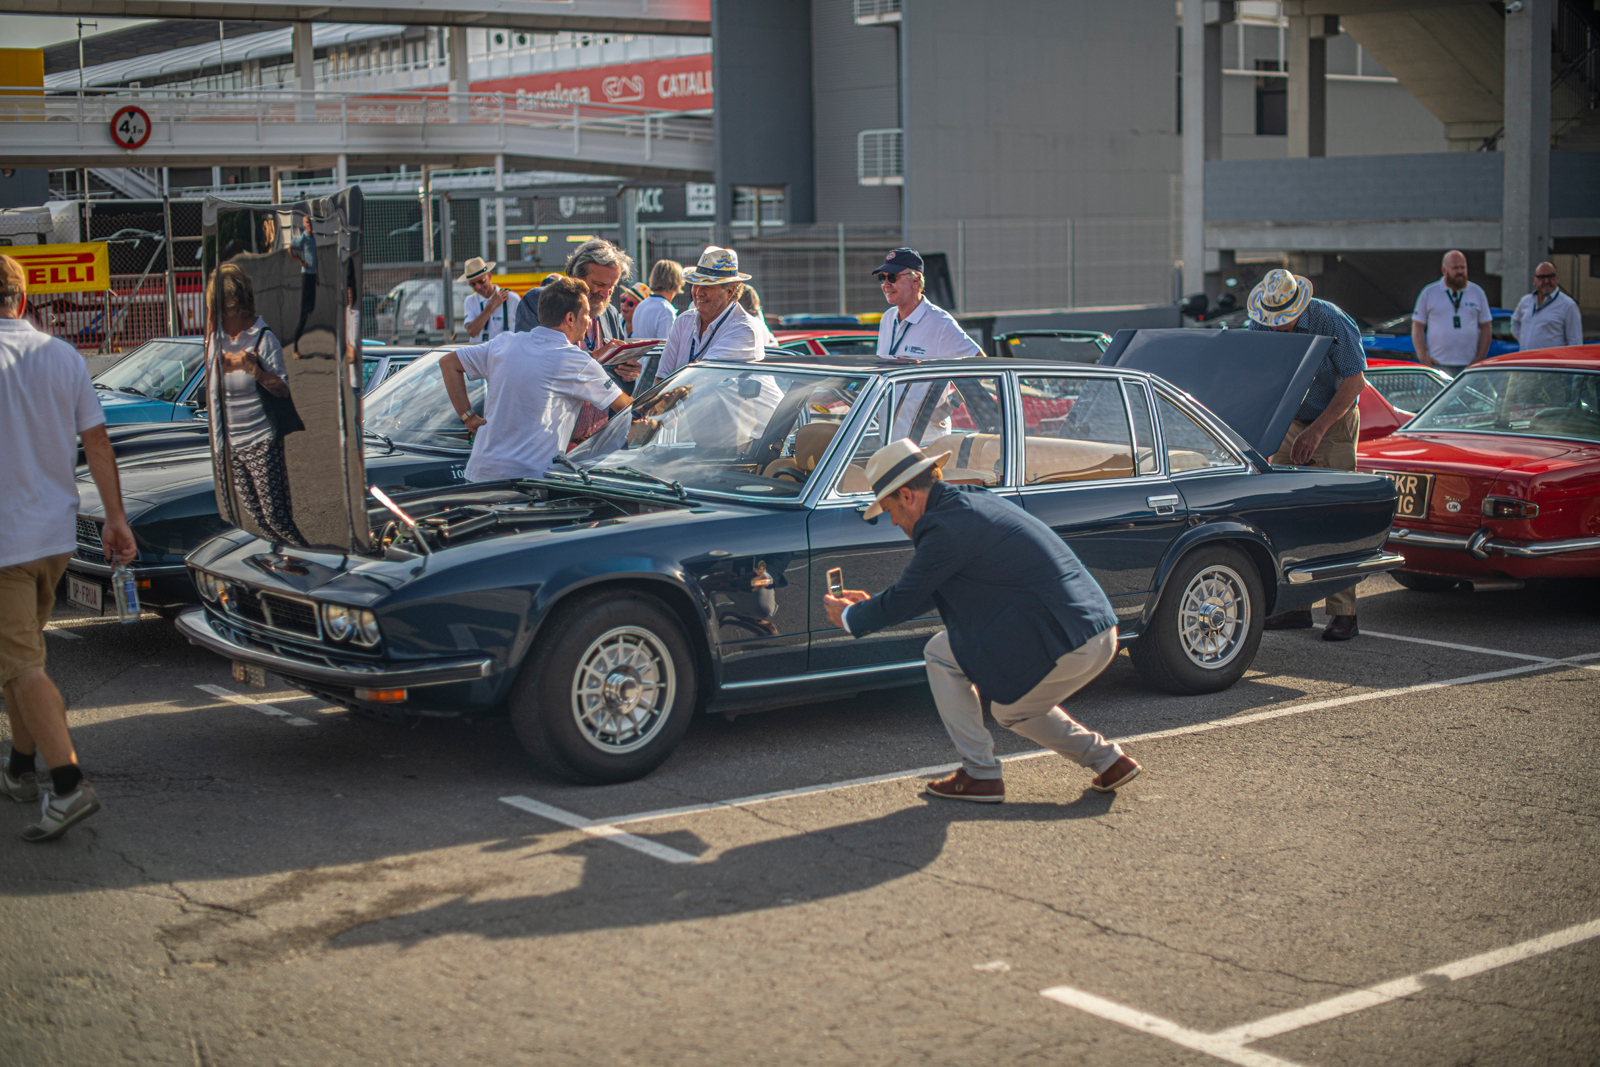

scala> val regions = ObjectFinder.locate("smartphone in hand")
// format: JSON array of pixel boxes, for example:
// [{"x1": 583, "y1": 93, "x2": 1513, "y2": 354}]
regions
[{"x1": 827, "y1": 567, "x2": 844, "y2": 597}]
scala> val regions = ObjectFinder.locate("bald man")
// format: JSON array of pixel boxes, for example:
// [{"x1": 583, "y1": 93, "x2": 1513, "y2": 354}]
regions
[
  {"x1": 1412, "y1": 250, "x2": 1492, "y2": 375},
  {"x1": 1510, "y1": 262, "x2": 1584, "y2": 352}
]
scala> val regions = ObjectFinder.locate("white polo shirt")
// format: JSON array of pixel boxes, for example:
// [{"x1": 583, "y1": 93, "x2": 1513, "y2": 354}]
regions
[
  {"x1": 875, "y1": 297, "x2": 981, "y2": 361},
  {"x1": 655, "y1": 300, "x2": 764, "y2": 380},
  {"x1": 1510, "y1": 289, "x2": 1584, "y2": 351},
  {"x1": 629, "y1": 293, "x2": 677, "y2": 341},
  {"x1": 455, "y1": 326, "x2": 622, "y2": 482},
  {"x1": 463, "y1": 287, "x2": 521, "y2": 343},
  {"x1": 1414, "y1": 280, "x2": 1491, "y2": 367}
]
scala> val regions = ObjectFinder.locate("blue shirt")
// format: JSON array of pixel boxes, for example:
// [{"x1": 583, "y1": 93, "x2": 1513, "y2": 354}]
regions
[
  {"x1": 293, "y1": 230, "x2": 317, "y2": 275},
  {"x1": 1248, "y1": 297, "x2": 1366, "y2": 420}
]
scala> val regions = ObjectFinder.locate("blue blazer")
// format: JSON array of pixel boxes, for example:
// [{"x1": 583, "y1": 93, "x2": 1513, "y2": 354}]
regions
[{"x1": 846, "y1": 481, "x2": 1117, "y2": 704}]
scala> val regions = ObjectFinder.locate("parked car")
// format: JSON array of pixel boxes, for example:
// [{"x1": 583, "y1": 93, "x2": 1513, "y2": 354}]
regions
[
  {"x1": 175, "y1": 332, "x2": 1400, "y2": 784},
  {"x1": 1362, "y1": 308, "x2": 1519, "y2": 362},
  {"x1": 1355, "y1": 345, "x2": 1600, "y2": 591},
  {"x1": 91, "y1": 337, "x2": 428, "y2": 424},
  {"x1": 993, "y1": 329, "x2": 1112, "y2": 362},
  {"x1": 774, "y1": 330, "x2": 880, "y2": 357},
  {"x1": 1364, "y1": 357, "x2": 1455, "y2": 415},
  {"x1": 373, "y1": 278, "x2": 472, "y2": 345}
]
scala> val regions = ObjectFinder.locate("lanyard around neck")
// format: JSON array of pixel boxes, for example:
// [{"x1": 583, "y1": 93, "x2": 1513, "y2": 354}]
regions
[
  {"x1": 689, "y1": 303, "x2": 734, "y2": 363},
  {"x1": 888, "y1": 306, "x2": 918, "y2": 355}
]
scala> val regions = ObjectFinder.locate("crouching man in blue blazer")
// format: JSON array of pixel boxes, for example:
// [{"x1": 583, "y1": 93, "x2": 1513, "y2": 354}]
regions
[{"x1": 824, "y1": 440, "x2": 1142, "y2": 802}]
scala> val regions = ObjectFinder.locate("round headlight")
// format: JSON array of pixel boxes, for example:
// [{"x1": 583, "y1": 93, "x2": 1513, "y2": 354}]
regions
[
  {"x1": 322, "y1": 603, "x2": 356, "y2": 641},
  {"x1": 354, "y1": 609, "x2": 382, "y2": 647}
]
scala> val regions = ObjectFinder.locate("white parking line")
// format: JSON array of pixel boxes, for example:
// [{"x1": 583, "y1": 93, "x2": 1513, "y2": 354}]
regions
[
  {"x1": 499, "y1": 796, "x2": 699, "y2": 864},
  {"x1": 195, "y1": 684, "x2": 318, "y2": 727},
  {"x1": 1041, "y1": 917, "x2": 1600, "y2": 1066},
  {"x1": 1321, "y1": 626, "x2": 1558, "y2": 664}
]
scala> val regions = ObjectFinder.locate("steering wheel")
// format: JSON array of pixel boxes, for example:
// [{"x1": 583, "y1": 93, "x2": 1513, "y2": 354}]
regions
[{"x1": 772, "y1": 466, "x2": 808, "y2": 483}]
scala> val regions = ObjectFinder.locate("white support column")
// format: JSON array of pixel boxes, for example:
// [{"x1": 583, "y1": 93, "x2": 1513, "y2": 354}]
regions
[
  {"x1": 494, "y1": 153, "x2": 506, "y2": 264},
  {"x1": 335, "y1": 153, "x2": 348, "y2": 189},
  {"x1": 292, "y1": 22, "x2": 315, "y2": 122},
  {"x1": 1502, "y1": 0, "x2": 1551, "y2": 296},
  {"x1": 1286, "y1": 15, "x2": 1334, "y2": 159},
  {"x1": 269, "y1": 166, "x2": 282, "y2": 203},
  {"x1": 448, "y1": 28, "x2": 470, "y2": 124}
]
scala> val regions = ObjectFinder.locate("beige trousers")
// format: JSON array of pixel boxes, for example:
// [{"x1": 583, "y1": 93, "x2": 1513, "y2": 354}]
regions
[
  {"x1": 1272, "y1": 405, "x2": 1360, "y2": 617},
  {"x1": 924, "y1": 627, "x2": 1121, "y2": 781}
]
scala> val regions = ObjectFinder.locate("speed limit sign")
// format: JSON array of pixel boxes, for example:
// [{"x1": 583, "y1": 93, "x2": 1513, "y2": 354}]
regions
[{"x1": 109, "y1": 105, "x2": 152, "y2": 150}]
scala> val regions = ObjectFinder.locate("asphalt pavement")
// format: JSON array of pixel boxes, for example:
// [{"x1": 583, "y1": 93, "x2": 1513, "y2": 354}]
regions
[{"x1": 2, "y1": 572, "x2": 1596, "y2": 1067}]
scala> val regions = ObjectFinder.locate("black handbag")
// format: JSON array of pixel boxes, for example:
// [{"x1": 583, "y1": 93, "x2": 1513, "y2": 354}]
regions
[{"x1": 251, "y1": 330, "x2": 305, "y2": 438}]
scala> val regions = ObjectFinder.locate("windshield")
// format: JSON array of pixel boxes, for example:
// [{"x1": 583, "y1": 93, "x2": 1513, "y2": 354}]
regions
[
  {"x1": 362, "y1": 351, "x2": 483, "y2": 451},
  {"x1": 95, "y1": 339, "x2": 204, "y2": 401},
  {"x1": 1407, "y1": 369, "x2": 1600, "y2": 443},
  {"x1": 567, "y1": 366, "x2": 869, "y2": 499}
]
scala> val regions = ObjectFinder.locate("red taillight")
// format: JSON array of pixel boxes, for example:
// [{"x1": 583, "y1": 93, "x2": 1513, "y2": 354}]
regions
[
  {"x1": 1481, "y1": 496, "x2": 1539, "y2": 519},
  {"x1": 435, "y1": 315, "x2": 446, "y2": 330}
]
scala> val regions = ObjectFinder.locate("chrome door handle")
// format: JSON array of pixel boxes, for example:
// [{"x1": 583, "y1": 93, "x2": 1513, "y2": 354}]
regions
[{"x1": 1146, "y1": 494, "x2": 1180, "y2": 515}]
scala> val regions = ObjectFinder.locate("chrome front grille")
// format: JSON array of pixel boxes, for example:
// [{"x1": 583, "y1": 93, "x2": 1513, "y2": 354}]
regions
[
  {"x1": 223, "y1": 584, "x2": 321, "y2": 641},
  {"x1": 76, "y1": 517, "x2": 102, "y2": 549}
]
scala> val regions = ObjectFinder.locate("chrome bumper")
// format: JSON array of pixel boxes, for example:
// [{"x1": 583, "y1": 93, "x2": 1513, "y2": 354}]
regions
[
  {"x1": 1388, "y1": 526, "x2": 1600, "y2": 561},
  {"x1": 1286, "y1": 551, "x2": 1406, "y2": 585},
  {"x1": 175, "y1": 607, "x2": 494, "y2": 689},
  {"x1": 66, "y1": 558, "x2": 188, "y2": 578}
]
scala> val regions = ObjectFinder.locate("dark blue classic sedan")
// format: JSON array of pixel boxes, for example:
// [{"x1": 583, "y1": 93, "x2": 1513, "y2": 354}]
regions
[{"x1": 179, "y1": 338, "x2": 1401, "y2": 783}]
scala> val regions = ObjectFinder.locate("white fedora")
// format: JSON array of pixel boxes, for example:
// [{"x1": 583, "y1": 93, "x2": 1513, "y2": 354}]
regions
[
  {"x1": 456, "y1": 256, "x2": 496, "y2": 283},
  {"x1": 683, "y1": 246, "x2": 751, "y2": 285},
  {"x1": 861, "y1": 439, "x2": 952, "y2": 520}
]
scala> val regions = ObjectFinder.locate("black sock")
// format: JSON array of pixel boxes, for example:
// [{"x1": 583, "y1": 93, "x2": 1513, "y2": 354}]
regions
[
  {"x1": 50, "y1": 764, "x2": 83, "y2": 796},
  {"x1": 7, "y1": 746, "x2": 34, "y2": 778}
]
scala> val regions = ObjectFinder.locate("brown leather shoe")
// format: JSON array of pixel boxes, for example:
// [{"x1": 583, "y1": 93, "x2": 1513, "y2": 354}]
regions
[
  {"x1": 1322, "y1": 615, "x2": 1359, "y2": 641},
  {"x1": 925, "y1": 769, "x2": 1005, "y2": 803},
  {"x1": 1263, "y1": 610, "x2": 1314, "y2": 630},
  {"x1": 1090, "y1": 755, "x2": 1142, "y2": 793}
]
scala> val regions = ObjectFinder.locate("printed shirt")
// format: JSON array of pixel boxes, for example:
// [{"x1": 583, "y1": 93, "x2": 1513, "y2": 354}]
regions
[
  {"x1": 456, "y1": 326, "x2": 622, "y2": 482},
  {"x1": 875, "y1": 297, "x2": 981, "y2": 361},
  {"x1": 1413, "y1": 280, "x2": 1491, "y2": 366},
  {"x1": 0, "y1": 318, "x2": 106, "y2": 569},
  {"x1": 464, "y1": 288, "x2": 522, "y2": 343},
  {"x1": 217, "y1": 317, "x2": 287, "y2": 448},
  {"x1": 1510, "y1": 289, "x2": 1583, "y2": 351},
  {"x1": 1247, "y1": 298, "x2": 1367, "y2": 421}
]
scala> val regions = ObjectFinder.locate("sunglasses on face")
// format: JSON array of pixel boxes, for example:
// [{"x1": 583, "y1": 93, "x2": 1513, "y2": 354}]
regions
[{"x1": 1535, "y1": 274, "x2": 1557, "y2": 280}]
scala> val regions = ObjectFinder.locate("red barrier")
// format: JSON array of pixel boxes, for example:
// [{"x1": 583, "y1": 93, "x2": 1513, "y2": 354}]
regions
[{"x1": 28, "y1": 272, "x2": 204, "y2": 353}]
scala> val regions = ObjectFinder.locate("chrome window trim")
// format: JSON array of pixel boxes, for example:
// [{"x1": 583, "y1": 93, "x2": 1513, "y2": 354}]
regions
[
  {"x1": 720, "y1": 658, "x2": 927, "y2": 690},
  {"x1": 1007, "y1": 368, "x2": 1166, "y2": 490}
]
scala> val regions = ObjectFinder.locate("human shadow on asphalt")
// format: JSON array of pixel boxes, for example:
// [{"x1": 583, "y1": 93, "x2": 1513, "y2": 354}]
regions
[{"x1": 325, "y1": 793, "x2": 1119, "y2": 951}]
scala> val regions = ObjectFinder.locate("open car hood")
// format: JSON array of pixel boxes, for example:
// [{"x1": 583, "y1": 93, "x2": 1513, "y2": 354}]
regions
[{"x1": 1101, "y1": 329, "x2": 1332, "y2": 458}]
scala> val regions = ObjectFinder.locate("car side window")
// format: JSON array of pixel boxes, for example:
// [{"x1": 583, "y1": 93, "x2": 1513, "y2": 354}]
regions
[
  {"x1": 1122, "y1": 380, "x2": 1160, "y2": 474},
  {"x1": 833, "y1": 392, "x2": 892, "y2": 495},
  {"x1": 926, "y1": 377, "x2": 1007, "y2": 487},
  {"x1": 817, "y1": 337, "x2": 879, "y2": 356},
  {"x1": 1019, "y1": 376, "x2": 1136, "y2": 484},
  {"x1": 1154, "y1": 393, "x2": 1240, "y2": 472}
]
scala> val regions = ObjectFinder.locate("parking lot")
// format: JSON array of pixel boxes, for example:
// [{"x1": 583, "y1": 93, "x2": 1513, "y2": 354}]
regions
[{"x1": 2, "y1": 572, "x2": 1596, "y2": 1067}]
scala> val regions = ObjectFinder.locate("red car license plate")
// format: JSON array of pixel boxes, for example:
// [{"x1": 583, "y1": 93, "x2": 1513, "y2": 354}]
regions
[{"x1": 1376, "y1": 470, "x2": 1434, "y2": 520}]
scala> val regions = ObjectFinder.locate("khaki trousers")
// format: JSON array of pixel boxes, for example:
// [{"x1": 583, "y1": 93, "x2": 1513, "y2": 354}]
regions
[
  {"x1": 924, "y1": 627, "x2": 1121, "y2": 781},
  {"x1": 0, "y1": 554, "x2": 69, "y2": 688},
  {"x1": 1272, "y1": 405, "x2": 1359, "y2": 617}
]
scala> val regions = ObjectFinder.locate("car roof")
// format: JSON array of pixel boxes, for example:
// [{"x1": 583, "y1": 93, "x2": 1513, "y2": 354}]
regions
[
  {"x1": 771, "y1": 330, "x2": 878, "y2": 340},
  {"x1": 1477, "y1": 344, "x2": 1600, "y2": 369},
  {"x1": 749, "y1": 351, "x2": 1053, "y2": 373}
]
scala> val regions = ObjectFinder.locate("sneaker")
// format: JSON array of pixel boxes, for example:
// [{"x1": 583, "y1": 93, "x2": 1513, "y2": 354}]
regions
[
  {"x1": 22, "y1": 782, "x2": 101, "y2": 842},
  {"x1": 926, "y1": 769, "x2": 1005, "y2": 803},
  {"x1": 1, "y1": 767, "x2": 39, "y2": 803}
]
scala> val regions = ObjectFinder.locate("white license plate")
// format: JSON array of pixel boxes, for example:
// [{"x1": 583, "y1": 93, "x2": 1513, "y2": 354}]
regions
[
  {"x1": 67, "y1": 575, "x2": 104, "y2": 613},
  {"x1": 232, "y1": 662, "x2": 268, "y2": 689}
]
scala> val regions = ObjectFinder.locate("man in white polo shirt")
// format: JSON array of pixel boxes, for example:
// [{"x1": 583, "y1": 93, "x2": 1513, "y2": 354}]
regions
[
  {"x1": 1411, "y1": 250, "x2": 1492, "y2": 374},
  {"x1": 875, "y1": 248, "x2": 981, "y2": 443},
  {"x1": 459, "y1": 257, "x2": 521, "y2": 344},
  {"x1": 1510, "y1": 261, "x2": 1584, "y2": 351},
  {"x1": 440, "y1": 274, "x2": 631, "y2": 482}
]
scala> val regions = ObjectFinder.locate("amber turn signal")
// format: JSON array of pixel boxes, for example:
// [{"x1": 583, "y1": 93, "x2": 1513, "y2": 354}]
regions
[{"x1": 355, "y1": 688, "x2": 407, "y2": 703}]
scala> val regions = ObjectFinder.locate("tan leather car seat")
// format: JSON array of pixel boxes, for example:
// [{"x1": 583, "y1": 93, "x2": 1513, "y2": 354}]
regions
[
  {"x1": 761, "y1": 421, "x2": 840, "y2": 480},
  {"x1": 1022, "y1": 437, "x2": 1135, "y2": 483}
]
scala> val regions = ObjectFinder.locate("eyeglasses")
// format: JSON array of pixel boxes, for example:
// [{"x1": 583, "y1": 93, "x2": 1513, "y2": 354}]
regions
[{"x1": 1534, "y1": 273, "x2": 1557, "y2": 280}]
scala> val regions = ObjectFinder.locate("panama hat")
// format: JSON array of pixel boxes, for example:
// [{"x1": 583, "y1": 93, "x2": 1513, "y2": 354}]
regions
[
  {"x1": 456, "y1": 256, "x2": 496, "y2": 283},
  {"x1": 1247, "y1": 268, "x2": 1313, "y2": 327},
  {"x1": 683, "y1": 246, "x2": 751, "y2": 285},
  {"x1": 861, "y1": 439, "x2": 952, "y2": 521}
]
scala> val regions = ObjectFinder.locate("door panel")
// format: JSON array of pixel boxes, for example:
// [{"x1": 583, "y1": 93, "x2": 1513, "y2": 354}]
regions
[{"x1": 683, "y1": 510, "x2": 811, "y2": 682}]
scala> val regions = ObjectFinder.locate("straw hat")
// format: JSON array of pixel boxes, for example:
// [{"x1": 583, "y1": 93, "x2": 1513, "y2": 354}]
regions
[
  {"x1": 683, "y1": 246, "x2": 751, "y2": 285},
  {"x1": 456, "y1": 256, "x2": 496, "y2": 283},
  {"x1": 861, "y1": 439, "x2": 952, "y2": 520},
  {"x1": 1247, "y1": 268, "x2": 1313, "y2": 327}
]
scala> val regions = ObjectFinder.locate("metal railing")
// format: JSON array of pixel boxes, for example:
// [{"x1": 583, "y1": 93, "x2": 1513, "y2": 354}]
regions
[{"x1": 857, "y1": 128, "x2": 903, "y2": 187}]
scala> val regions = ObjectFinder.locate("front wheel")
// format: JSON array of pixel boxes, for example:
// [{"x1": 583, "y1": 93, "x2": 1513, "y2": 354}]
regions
[
  {"x1": 1129, "y1": 545, "x2": 1264, "y2": 695},
  {"x1": 510, "y1": 591, "x2": 698, "y2": 784}
]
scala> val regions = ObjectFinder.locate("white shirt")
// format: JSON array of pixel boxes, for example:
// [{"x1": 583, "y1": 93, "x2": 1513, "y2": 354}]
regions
[
  {"x1": 0, "y1": 317, "x2": 106, "y2": 570},
  {"x1": 875, "y1": 297, "x2": 981, "y2": 361},
  {"x1": 463, "y1": 287, "x2": 521, "y2": 343},
  {"x1": 456, "y1": 326, "x2": 623, "y2": 482},
  {"x1": 630, "y1": 294, "x2": 677, "y2": 341},
  {"x1": 656, "y1": 299, "x2": 764, "y2": 380},
  {"x1": 216, "y1": 316, "x2": 287, "y2": 448},
  {"x1": 1414, "y1": 280, "x2": 1492, "y2": 367},
  {"x1": 1510, "y1": 289, "x2": 1583, "y2": 351}
]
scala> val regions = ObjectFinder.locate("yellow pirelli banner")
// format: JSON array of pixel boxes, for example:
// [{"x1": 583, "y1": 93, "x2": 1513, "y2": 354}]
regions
[{"x1": 6, "y1": 242, "x2": 111, "y2": 294}]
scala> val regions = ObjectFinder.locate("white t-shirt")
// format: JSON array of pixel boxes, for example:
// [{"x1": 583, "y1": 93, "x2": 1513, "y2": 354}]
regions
[
  {"x1": 456, "y1": 326, "x2": 623, "y2": 482},
  {"x1": 1414, "y1": 280, "x2": 1491, "y2": 367},
  {"x1": 1510, "y1": 289, "x2": 1584, "y2": 351},
  {"x1": 655, "y1": 299, "x2": 764, "y2": 380},
  {"x1": 875, "y1": 297, "x2": 981, "y2": 361},
  {"x1": 630, "y1": 294, "x2": 677, "y2": 341},
  {"x1": 0, "y1": 317, "x2": 106, "y2": 569},
  {"x1": 463, "y1": 287, "x2": 521, "y2": 343},
  {"x1": 216, "y1": 317, "x2": 287, "y2": 449}
]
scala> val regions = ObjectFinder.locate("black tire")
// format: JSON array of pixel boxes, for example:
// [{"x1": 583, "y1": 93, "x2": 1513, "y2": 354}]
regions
[
  {"x1": 1391, "y1": 569, "x2": 1461, "y2": 593},
  {"x1": 510, "y1": 591, "x2": 698, "y2": 784},
  {"x1": 1129, "y1": 544, "x2": 1264, "y2": 695}
]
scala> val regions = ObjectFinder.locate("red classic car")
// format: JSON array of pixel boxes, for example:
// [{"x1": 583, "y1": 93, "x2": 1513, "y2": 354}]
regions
[{"x1": 1356, "y1": 345, "x2": 1600, "y2": 590}]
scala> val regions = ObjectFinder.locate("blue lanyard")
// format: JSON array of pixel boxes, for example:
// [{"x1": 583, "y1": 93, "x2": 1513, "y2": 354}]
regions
[
  {"x1": 689, "y1": 304, "x2": 734, "y2": 363},
  {"x1": 887, "y1": 313, "x2": 915, "y2": 355},
  {"x1": 1531, "y1": 292, "x2": 1556, "y2": 316}
]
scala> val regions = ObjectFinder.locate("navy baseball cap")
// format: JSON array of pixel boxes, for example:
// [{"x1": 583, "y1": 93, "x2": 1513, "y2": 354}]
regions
[{"x1": 872, "y1": 248, "x2": 924, "y2": 278}]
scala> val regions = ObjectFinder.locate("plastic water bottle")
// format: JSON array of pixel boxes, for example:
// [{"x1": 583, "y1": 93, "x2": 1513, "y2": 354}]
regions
[{"x1": 111, "y1": 563, "x2": 140, "y2": 624}]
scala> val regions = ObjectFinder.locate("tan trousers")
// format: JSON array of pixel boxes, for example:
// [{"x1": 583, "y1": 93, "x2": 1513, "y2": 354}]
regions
[
  {"x1": 924, "y1": 627, "x2": 1122, "y2": 780},
  {"x1": 1272, "y1": 405, "x2": 1359, "y2": 617}
]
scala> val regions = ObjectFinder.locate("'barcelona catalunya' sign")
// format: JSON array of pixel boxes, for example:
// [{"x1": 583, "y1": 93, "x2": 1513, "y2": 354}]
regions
[{"x1": 6, "y1": 242, "x2": 110, "y2": 294}]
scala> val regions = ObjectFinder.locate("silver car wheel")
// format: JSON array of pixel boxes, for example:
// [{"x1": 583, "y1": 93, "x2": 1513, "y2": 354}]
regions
[
  {"x1": 569, "y1": 625, "x2": 677, "y2": 755},
  {"x1": 1177, "y1": 564, "x2": 1250, "y2": 669}
]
